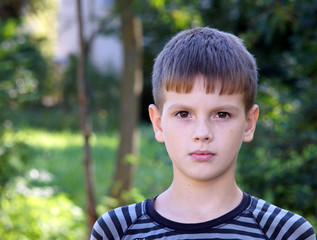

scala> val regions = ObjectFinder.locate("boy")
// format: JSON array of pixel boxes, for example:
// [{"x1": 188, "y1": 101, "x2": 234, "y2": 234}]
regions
[{"x1": 91, "y1": 27, "x2": 316, "y2": 239}]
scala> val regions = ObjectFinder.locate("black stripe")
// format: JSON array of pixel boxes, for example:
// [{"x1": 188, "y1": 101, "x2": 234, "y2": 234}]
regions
[
  {"x1": 298, "y1": 227, "x2": 315, "y2": 239},
  {"x1": 234, "y1": 217, "x2": 263, "y2": 229},
  {"x1": 211, "y1": 227, "x2": 266, "y2": 238},
  {"x1": 126, "y1": 224, "x2": 162, "y2": 235},
  {"x1": 109, "y1": 210, "x2": 124, "y2": 237},
  {"x1": 97, "y1": 216, "x2": 114, "y2": 240},
  {"x1": 135, "y1": 218, "x2": 153, "y2": 224},
  {"x1": 135, "y1": 202, "x2": 143, "y2": 217},
  {"x1": 122, "y1": 205, "x2": 132, "y2": 226},
  {"x1": 270, "y1": 211, "x2": 293, "y2": 239},
  {"x1": 282, "y1": 217, "x2": 306, "y2": 239},
  {"x1": 248, "y1": 196, "x2": 259, "y2": 212},
  {"x1": 91, "y1": 228, "x2": 103, "y2": 240},
  {"x1": 257, "y1": 201, "x2": 270, "y2": 223},
  {"x1": 262, "y1": 207, "x2": 281, "y2": 233}
]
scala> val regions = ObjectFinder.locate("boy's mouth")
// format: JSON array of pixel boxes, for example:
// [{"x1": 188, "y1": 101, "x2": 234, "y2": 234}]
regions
[{"x1": 189, "y1": 150, "x2": 215, "y2": 162}]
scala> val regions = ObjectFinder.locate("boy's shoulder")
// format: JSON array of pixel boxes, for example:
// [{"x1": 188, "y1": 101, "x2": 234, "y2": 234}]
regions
[
  {"x1": 90, "y1": 200, "x2": 147, "y2": 240},
  {"x1": 247, "y1": 195, "x2": 316, "y2": 239}
]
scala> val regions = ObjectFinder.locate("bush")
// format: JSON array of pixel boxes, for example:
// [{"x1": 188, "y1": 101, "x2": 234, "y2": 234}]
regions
[
  {"x1": 0, "y1": 190, "x2": 86, "y2": 240},
  {"x1": 0, "y1": 129, "x2": 34, "y2": 194}
]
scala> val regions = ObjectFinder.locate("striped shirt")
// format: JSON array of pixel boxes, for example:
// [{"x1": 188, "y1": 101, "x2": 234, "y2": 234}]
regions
[{"x1": 90, "y1": 193, "x2": 316, "y2": 239}]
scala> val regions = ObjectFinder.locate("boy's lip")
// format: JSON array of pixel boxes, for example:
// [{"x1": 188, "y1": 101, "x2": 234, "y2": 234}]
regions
[{"x1": 189, "y1": 150, "x2": 215, "y2": 162}]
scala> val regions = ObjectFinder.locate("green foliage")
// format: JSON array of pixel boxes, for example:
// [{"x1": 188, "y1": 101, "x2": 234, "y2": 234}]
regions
[
  {"x1": 237, "y1": 80, "x2": 317, "y2": 227},
  {"x1": 0, "y1": 131, "x2": 34, "y2": 194},
  {"x1": 233, "y1": 1, "x2": 317, "y2": 225},
  {"x1": 0, "y1": 188, "x2": 86, "y2": 239},
  {"x1": 0, "y1": 19, "x2": 49, "y2": 110},
  {"x1": 0, "y1": 16, "x2": 51, "y2": 198},
  {"x1": 0, "y1": 17, "x2": 51, "y2": 200},
  {"x1": 0, "y1": 128, "x2": 87, "y2": 239}
]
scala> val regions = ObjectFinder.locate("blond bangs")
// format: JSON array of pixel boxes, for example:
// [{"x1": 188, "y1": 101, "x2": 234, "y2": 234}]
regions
[{"x1": 164, "y1": 74, "x2": 246, "y2": 95}]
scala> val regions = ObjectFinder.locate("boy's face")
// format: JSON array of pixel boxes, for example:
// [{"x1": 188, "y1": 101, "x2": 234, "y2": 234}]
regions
[{"x1": 149, "y1": 77, "x2": 259, "y2": 183}]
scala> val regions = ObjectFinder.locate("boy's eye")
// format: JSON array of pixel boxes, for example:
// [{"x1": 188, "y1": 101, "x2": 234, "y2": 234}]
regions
[
  {"x1": 176, "y1": 111, "x2": 191, "y2": 118},
  {"x1": 216, "y1": 112, "x2": 230, "y2": 119}
]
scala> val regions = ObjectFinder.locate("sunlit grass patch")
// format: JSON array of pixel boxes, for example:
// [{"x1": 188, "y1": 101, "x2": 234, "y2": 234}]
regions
[
  {"x1": 11, "y1": 128, "x2": 119, "y2": 150},
  {"x1": 14, "y1": 129, "x2": 83, "y2": 149},
  {"x1": 11, "y1": 128, "x2": 119, "y2": 208}
]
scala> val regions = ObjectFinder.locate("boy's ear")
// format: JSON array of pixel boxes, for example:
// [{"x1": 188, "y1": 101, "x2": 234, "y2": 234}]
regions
[
  {"x1": 149, "y1": 104, "x2": 164, "y2": 142},
  {"x1": 243, "y1": 104, "x2": 259, "y2": 142}
]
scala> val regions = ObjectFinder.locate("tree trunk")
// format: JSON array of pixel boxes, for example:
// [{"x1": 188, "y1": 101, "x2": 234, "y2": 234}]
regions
[
  {"x1": 111, "y1": 0, "x2": 143, "y2": 204},
  {"x1": 75, "y1": 0, "x2": 98, "y2": 231}
]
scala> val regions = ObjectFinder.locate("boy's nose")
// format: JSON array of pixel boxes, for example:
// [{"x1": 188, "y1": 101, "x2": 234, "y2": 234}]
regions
[{"x1": 193, "y1": 119, "x2": 213, "y2": 143}]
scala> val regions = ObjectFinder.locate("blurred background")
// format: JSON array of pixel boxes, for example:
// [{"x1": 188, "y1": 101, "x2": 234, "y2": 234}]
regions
[{"x1": 0, "y1": 0, "x2": 316, "y2": 238}]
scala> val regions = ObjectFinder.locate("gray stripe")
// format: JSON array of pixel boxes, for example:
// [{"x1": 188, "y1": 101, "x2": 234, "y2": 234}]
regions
[
  {"x1": 223, "y1": 223, "x2": 264, "y2": 235},
  {"x1": 102, "y1": 212, "x2": 119, "y2": 239},
  {"x1": 114, "y1": 207, "x2": 128, "y2": 232},
  {"x1": 93, "y1": 221, "x2": 105, "y2": 238},
  {"x1": 266, "y1": 208, "x2": 288, "y2": 238},
  {"x1": 275, "y1": 214, "x2": 298, "y2": 239},
  {"x1": 289, "y1": 220, "x2": 313, "y2": 239},
  {"x1": 252, "y1": 198, "x2": 266, "y2": 217},
  {"x1": 128, "y1": 203, "x2": 137, "y2": 220},
  {"x1": 259, "y1": 203, "x2": 275, "y2": 226}
]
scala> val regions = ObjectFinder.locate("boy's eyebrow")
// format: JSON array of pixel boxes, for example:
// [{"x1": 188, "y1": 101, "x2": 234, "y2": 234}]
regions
[
  {"x1": 165, "y1": 103, "x2": 193, "y2": 112},
  {"x1": 214, "y1": 105, "x2": 240, "y2": 112},
  {"x1": 166, "y1": 103, "x2": 189, "y2": 110}
]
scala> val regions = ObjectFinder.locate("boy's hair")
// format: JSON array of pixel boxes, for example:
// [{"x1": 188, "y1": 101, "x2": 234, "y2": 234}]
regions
[{"x1": 152, "y1": 27, "x2": 258, "y2": 112}]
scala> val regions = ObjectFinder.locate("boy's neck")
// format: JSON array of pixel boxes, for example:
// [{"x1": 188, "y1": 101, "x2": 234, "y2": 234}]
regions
[{"x1": 154, "y1": 177, "x2": 243, "y2": 223}]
